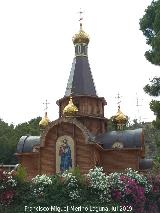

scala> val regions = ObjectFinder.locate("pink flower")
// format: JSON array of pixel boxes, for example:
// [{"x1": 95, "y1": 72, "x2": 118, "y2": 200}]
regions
[{"x1": 112, "y1": 190, "x2": 122, "y2": 201}]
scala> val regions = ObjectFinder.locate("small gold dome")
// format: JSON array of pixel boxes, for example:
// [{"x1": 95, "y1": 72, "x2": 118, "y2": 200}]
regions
[
  {"x1": 114, "y1": 106, "x2": 127, "y2": 124},
  {"x1": 72, "y1": 23, "x2": 90, "y2": 45},
  {"x1": 63, "y1": 97, "x2": 78, "y2": 116},
  {"x1": 39, "y1": 112, "x2": 49, "y2": 128},
  {"x1": 113, "y1": 106, "x2": 127, "y2": 130}
]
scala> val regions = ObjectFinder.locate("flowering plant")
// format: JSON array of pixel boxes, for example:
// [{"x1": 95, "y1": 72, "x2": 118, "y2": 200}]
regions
[
  {"x1": 87, "y1": 167, "x2": 111, "y2": 202},
  {"x1": 0, "y1": 169, "x2": 17, "y2": 205},
  {"x1": 0, "y1": 167, "x2": 159, "y2": 212},
  {"x1": 62, "y1": 171, "x2": 80, "y2": 200},
  {"x1": 107, "y1": 168, "x2": 152, "y2": 213},
  {"x1": 107, "y1": 171, "x2": 124, "y2": 201},
  {"x1": 32, "y1": 174, "x2": 52, "y2": 185},
  {"x1": 124, "y1": 168, "x2": 152, "y2": 193},
  {"x1": 86, "y1": 166, "x2": 152, "y2": 208},
  {"x1": 145, "y1": 174, "x2": 160, "y2": 212},
  {"x1": 31, "y1": 174, "x2": 52, "y2": 197}
]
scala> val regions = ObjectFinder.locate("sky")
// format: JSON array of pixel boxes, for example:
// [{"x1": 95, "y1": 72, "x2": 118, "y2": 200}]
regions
[{"x1": 0, "y1": 0, "x2": 159, "y2": 125}]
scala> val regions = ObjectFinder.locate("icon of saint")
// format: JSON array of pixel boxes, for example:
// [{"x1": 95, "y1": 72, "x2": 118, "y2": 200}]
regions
[{"x1": 59, "y1": 139, "x2": 72, "y2": 173}]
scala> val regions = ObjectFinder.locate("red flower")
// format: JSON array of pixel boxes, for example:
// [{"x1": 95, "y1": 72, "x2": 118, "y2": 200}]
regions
[{"x1": 0, "y1": 190, "x2": 15, "y2": 205}]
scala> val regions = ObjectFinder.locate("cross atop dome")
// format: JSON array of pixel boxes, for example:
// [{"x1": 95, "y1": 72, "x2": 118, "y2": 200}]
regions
[
  {"x1": 43, "y1": 99, "x2": 50, "y2": 111},
  {"x1": 115, "y1": 92, "x2": 122, "y2": 108},
  {"x1": 78, "y1": 8, "x2": 83, "y2": 24},
  {"x1": 72, "y1": 9, "x2": 89, "y2": 46}
]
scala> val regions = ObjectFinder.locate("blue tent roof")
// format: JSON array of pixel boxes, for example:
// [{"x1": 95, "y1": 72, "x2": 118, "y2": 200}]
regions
[
  {"x1": 96, "y1": 128, "x2": 143, "y2": 149},
  {"x1": 17, "y1": 136, "x2": 40, "y2": 153}
]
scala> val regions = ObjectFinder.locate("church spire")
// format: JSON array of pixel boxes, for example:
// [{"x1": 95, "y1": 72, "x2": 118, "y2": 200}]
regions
[{"x1": 65, "y1": 13, "x2": 97, "y2": 97}]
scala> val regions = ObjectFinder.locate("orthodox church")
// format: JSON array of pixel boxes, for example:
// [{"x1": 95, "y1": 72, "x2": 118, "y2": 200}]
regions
[{"x1": 16, "y1": 22, "x2": 152, "y2": 179}]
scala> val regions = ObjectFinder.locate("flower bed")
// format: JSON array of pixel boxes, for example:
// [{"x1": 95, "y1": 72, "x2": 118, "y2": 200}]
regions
[{"x1": 0, "y1": 167, "x2": 160, "y2": 213}]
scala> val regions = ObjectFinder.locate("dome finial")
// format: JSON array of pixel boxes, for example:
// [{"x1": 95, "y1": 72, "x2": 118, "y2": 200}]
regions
[{"x1": 80, "y1": 22, "x2": 83, "y2": 30}]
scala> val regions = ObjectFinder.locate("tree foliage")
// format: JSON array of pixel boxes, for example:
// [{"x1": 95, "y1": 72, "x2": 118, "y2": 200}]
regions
[
  {"x1": 140, "y1": 1, "x2": 160, "y2": 129},
  {"x1": 144, "y1": 77, "x2": 160, "y2": 96},
  {"x1": 144, "y1": 77, "x2": 160, "y2": 129},
  {"x1": 0, "y1": 117, "x2": 41, "y2": 165},
  {"x1": 139, "y1": 0, "x2": 160, "y2": 65}
]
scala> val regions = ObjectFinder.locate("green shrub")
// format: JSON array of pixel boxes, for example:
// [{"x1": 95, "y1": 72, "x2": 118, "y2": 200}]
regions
[{"x1": 15, "y1": 165, "x2": 27, "y2": 183}]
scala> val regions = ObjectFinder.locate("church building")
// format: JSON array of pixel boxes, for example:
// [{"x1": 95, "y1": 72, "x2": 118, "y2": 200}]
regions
[{"x1": 16, "y1": 22, "x2": 152, "y2": 179}]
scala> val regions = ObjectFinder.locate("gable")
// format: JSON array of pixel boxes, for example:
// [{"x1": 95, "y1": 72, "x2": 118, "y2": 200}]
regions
[{"x1": 40, "y1": 117, "x2": 95, "y2": 147}]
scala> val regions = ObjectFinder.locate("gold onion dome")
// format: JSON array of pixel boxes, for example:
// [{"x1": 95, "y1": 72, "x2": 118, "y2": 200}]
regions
[
  {"x1": 72, "y1": 23, "x2": 90, "y2": 45},
  {"x1": 113, "y1": 106, "x2": 128, "y2": 125},
  {"x1": 63, "y1": 97, "x2": 78, "y2": 116},
  {"x1": 39, "y1": 112, "x2": 49, "y2": 128}
]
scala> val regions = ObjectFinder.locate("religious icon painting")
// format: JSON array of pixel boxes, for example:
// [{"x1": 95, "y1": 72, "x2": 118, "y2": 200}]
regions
[{"x1": 56, "y1": 135, "x2": 74, "y2": 173}]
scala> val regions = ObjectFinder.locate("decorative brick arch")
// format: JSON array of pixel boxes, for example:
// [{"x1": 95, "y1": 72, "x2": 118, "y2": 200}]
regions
[{"x1": 40, "y1": 117, "x2": 95, "y2": 147}]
